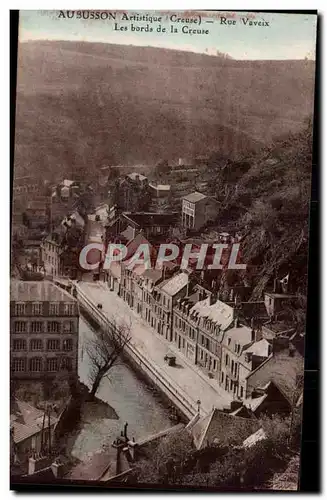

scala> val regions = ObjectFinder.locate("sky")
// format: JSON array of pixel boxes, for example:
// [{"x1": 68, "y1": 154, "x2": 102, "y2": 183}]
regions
[{"x1": 19, "y1": 10, "x2": 317, "y2": 60}]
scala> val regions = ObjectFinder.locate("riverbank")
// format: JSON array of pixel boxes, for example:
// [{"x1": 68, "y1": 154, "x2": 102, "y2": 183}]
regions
[{"x1": 76, "y1": 281, "x2": 233, "y2": 418}]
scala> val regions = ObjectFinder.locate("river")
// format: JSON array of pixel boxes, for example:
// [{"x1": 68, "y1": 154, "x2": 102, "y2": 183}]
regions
[{"x1": 66, "y1": 316, "x2": 173, "y2": 461}]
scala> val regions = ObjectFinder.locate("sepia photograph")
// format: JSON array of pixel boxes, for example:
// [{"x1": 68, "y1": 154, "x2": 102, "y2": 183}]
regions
[{"x1": 10, "y1": 9, "x2": 317, "y2": 491}]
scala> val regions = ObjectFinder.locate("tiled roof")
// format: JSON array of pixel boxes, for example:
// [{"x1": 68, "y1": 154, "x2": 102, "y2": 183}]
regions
[
  {"x1": 159, "y1": 272, "x2": 189, "y2": 296},
  {"x1": 191, "y1": 408, "x2": 260, "y2": 450},
  {"x1": 183, "y1": 192, "x2": 207, "y2": 203},
  {"x1": 223, "y1": 324, "x2": 254, "y2": 349},
  {"x1": 243, "y1": 339, "x2": 271, "y2": 358},
  {"x1": 10, "y1": 280, "x2": 76, "y2": 302},
  {"x1": 10, "y1": 399, "x2": 58, "y2": 444},
  {"x1": 190, "y1": 299, "x2": 234, "y2": 330},
  {"x1": 125, "y1": 233, "x2": 153, "y2": 261}
]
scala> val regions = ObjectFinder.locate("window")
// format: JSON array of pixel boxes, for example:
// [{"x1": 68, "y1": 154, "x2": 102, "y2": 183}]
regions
[
  {"x1": 228, "y1": 337, "x2": 231, "y2": 345},
  {"x1": 14, "y1": 321, "x2": 26, "y2": 333},
  {"x1": 15, "y1": 303, "x2": 26, "y2": 315},
  {"x1": 31, "y1": 321, "x2": 43, "y2": 333},
  {"x1": 64, "y1": 303, "x2": 74, "y2": 316},
  {"x1": 30, "y1": 339, "x2": 43, "y2": 351},
  {"x1": 213, "y1": 359, "x2": 217, "y2": 371},
  {"x1": 225, "y1": 354, "x2": 229, "y2": 366},
  {"x1": 47, "y1": 339, "x2": 60, "y2": 351},
  {"x1": 61, "y1": 357, "x2": 72, "y2": 371},
  {"x1": 47, "y1": 321, "x2": 60, "y2": 333},
  {"x1": 63, "y1": 321, "x2": 74, "y2": 333},
  {"x1": 47, "y1": 358, "x2": 58, "y2": 372},
  {"x1": 63, "y1": 339, "x2": 73, "y2": 351},
  {"x1": 13, "y1": 339, "x2": 26, "y2": 351},
  {"x1": 240, "y1": 387, "x2": 244, "y2": 398},
  {"x1": 32, "y1": 302, "x2": 43, "y2": 315},
  {"x1": 231, "y1": 360, "x2": 234, "y2": 372},
  {"x1": 29, "y1": 357, "x2": 42, "y2": 372},
  {"x1": 49, "y1": 303, "x2": 59, "y2": 315},
  {"x1": 12, "y1": 358, "x2": 26, "y2": 372},
  {"x1": 221, "y1": 372, "x2": 224, "y2": 383}
]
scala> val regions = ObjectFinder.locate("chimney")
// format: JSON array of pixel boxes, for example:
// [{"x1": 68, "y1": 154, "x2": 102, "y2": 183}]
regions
[
  {"x1": 273, "y1": 278, "x2": 280, "y2": 293},
  {"x1": 51, "y1": 460, "x2": 65, "y2": 478},
  {"x1": 127, "y1": 439, "x2": 137, "y2": 461},
  {"x1": 28, "y1": 457, "x2": 36, "y2": 475},
  {"x1": 234, "y1": 317, "x2": 240, "y2": 328}
]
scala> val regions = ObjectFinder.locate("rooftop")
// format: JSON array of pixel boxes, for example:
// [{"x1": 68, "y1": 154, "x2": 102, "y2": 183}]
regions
[
  {"x1": 122, "y1": 212, "x2": 178, "y2": 228},
  {"x1": 191, "y1": 408, "x2": 260, "y2": 450},
  {"x1": 243, "y1": 338, "x2": 271, "y2": 358},
  {"x1": 10, "y1": 399, "x2": 58, "y2": 444},
  {"x1": 149, "y1": 183, "x2": 171, "y2": 191},
  {"x1": 127, "y1": 172, "x2": 147, "y2": 182},
  {"x1": 223, "y1": 324, "x2": 254, "y2": 349},
  {"x1": 190, "y1": 299, "x2": 234, "y2": 331},
  {"x1": 10, "y1": 280, "x2": 76, "y2": 303},
  {"x1": 183, "y1": 191, "x2": 207, "y2": 204},
  {"x1": 159, "y1": 272, "x2": 189, "y2": 296}
]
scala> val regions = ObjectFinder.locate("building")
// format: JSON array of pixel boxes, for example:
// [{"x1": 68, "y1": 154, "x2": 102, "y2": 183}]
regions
[
  {"x1": 40, "y1": 235, "x2": 62, "y2": 277},
  {"x1": 181, "y1": 192, "x2": 219, "y2": 231},
  {"x1": 149, "y1": 183, "x2": 171, "y2": 211},
  {"x1": 120, "y1": 212, "x2": 179, "y2": 241},
  {"x1": 141, "y1": 263, "x2": 178, "y2": 334},
  {"x1": 154, "y1": 272, "x2": 190, "y2": 341},
  {"x1": 10, "y1": 399, "x2": 59, "y2": 467},
  {"x1": 245, "y1": 337, "x2": 304, "y2": 404},
  {"x1": 10, "y1": 280, "x2": 79, "y2": 380},
  {"x1": 173, "y1": 294, "x2": 235, "y2": 377},
  {"x1": 116, "y1": 173, "x2": 150, "y2": 212},
  {"x1": 188, "y1": 407, "x2": 260, "y2": 450},
  {"x1": 264, "y1": 291, "x2": 297, "y2": 319},
  {"x1": 220, "y1": 322, "x2": 271, "y2": 400}
]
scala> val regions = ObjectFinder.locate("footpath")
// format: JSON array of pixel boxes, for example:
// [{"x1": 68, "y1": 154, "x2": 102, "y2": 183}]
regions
[{"x1": 78, "y1": 281, "x2": 233, "y2": 416}]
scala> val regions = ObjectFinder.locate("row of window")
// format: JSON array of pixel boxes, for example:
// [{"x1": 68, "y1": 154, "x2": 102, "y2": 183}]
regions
[
  {"x1": 225, "y1": 354, "x2": 239, "y2": 377},
  {"x1": 13, "y1": 320, "x2": 75, "y2": 334},
  {"x1": 221, "y1": 372, "x2": 244, "y2": 398},
  {"x1": 12, "y1": 356, "x2": 73, "y2": 372},
  {"x1": 12, "y1": 338, "x2": 73, "y2": 351},
  {"x1": 174, "y1": 316, "x2": 197, "y2": 341},
  {"x1": 13, "y1": 302, "x2": 76, "y2": 316}
]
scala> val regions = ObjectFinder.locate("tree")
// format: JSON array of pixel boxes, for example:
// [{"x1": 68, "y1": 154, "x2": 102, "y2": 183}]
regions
[
  {"x1": 86, "y1": 319, "x2": 131, "y2": 398},
  {"x1": 135, "y1": 431, "x2": 194, "y2": 484}
]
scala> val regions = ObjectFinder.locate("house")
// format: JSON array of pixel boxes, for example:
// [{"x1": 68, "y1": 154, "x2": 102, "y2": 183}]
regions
[
  {"x1": 40, "y1": 235, "x2": 62, "y2": 278},
  {"x1": 118, "y1": 233, "x2": 156, "y2": 311},
  {"x1": 10, "y1": 280, "x2": 79, "y2": 380},
  {"x1": 10, "y1": 399, "x2": 59, "y2": 467},
  {"x1": 154, "y1": 272, "x2": 190, "y2": 341},
  {"x1": 121, "y1": 212, "x2": 179, "y2": 241},
  {"x1": 244, "y1": 380, "x2": 292, "y2": 416},
  {"x1": 116, "y1": 173, "x2": 150, "y2": 212},
  {"x1": 173, "y1": 295, "x2": 235, "y2": 377},
  {"x1": 220, "y1": 322, "x2": 271, "y2": 400},
  {"x1": 189, "y1": 408, "x2": 260, "y2": 450},
  {"x1": 245, "y1": 337, "x2": 304, "y2": 404},
  {"x1": 181, "y1": 192, "x2": 219, "y2": 231},
  {"x1": 149, "y1": 183, "x2": 171, "y2": 211}
]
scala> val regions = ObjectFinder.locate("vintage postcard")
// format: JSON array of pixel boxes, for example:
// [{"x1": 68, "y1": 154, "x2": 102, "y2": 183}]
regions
[{"x1": 10, "y1": 10, "x2": 317, "y2": 491}]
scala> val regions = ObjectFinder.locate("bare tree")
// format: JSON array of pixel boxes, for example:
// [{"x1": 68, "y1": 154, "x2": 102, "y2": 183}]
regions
[{"x1": 86, "y1": 319, "x2": 131, "y2": 398}]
